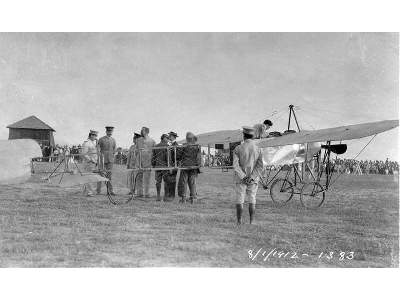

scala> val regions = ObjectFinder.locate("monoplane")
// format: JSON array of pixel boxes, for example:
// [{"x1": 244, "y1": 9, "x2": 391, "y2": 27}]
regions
[
  {"x1": 191, "y1": 105, "x2": 399, "y2": 208},
  {"x1": 1, "y1": 105, "x2": 398, "y2": 208}
]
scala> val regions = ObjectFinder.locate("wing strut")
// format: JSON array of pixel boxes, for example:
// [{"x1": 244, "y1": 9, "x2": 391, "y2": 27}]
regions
[
  {"x1": 328, "y1": 134, "x2": 378, "y2": 188},
  {"x1": 288, "y1": 104, "x2": 301, "y2": 132}
]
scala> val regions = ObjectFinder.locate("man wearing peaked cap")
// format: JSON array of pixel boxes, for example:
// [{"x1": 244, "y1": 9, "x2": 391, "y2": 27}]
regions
[
  {"x1": 126, "y1": 132, "x2": 142, "y2": 195},
  {"x1": 152, "y1": 134, "x2": 170, "y2": 201},
  {"x1": 232, "y1": 126, "x2": 264, "y2": 225},
  {"x1": 97, "y1": 126, "x2": 117, "y2": 195}
]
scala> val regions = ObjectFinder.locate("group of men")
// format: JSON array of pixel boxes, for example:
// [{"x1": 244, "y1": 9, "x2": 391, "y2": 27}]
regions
[
  {"x1": 80, "y1": 119, "x2": 271, "y2": 225},
  {"x1": 126, "y1": 128, "x2": 201, "y2": 203},
  {"x1": 126, "y1": 128, "x2": 178, "y2": 200},
  {"x1": 81, "y1": 126, "x2": 117, "y2": 197},
  {"x1": 81, "y1": 125, "x2": 201, "y2": 204}
]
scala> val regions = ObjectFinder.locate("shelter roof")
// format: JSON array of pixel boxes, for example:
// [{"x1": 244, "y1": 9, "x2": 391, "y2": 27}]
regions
[{"x1": 7, "y1": 116, "x2": 55, "y2": 131}]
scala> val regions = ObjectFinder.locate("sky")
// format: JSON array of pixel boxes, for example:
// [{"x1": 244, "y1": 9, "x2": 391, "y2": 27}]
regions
[{"x1": 0, "y1": 33, "x2": 398, "y2": 160}]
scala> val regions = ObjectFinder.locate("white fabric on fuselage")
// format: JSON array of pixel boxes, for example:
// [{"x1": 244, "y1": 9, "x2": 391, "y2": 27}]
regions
[{"x1": 259, "y1": 142, "x2": 321, "y2": 166}]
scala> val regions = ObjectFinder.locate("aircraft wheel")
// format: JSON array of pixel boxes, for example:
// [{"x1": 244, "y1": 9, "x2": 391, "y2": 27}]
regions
[
  {"x1": 270, "y1": 178, "x2": 294, "y2": 206},
  {"x1": 300, "y1": 182, "x2": 325, "y2": 209}
]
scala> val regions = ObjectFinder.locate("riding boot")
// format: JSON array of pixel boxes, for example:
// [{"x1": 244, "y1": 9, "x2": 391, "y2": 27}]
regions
[
  {"x1": 249, "y1": 203, "x2": 256, "y2": 224},
  {"x1": 236, "y1": 204, "x2": 243, "y2": 225}
]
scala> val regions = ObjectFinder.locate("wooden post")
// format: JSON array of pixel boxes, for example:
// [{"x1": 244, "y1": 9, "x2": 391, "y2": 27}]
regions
[
  {"x1": 174, "y1": 146, "x2": 177, "y2": 168},
  {"x1": 167, "y1": 145, "x2": 170, "y2": 168},
  {"x1": 207, "y1": 145, "x2": 210, "y2": 167}
]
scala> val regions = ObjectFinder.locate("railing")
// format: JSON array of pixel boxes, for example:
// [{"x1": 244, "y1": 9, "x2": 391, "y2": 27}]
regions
[{"x1": 131, "y1": 144, "x2": 202, "y2": 171}]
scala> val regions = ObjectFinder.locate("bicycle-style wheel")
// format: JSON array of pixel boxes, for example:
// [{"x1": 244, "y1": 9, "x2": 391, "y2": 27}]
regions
[
  {"x1": 300, "y1": 181, "x2": 325, "y2": 209},
  {"x1": 270, "y1": 178, "x2": 294, "y2": 206}
]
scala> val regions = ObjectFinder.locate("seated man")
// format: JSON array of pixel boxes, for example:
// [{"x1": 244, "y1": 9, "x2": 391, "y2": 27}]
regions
[{"x1": 253, "y1": 119, "x2": 273, "y2": 139}]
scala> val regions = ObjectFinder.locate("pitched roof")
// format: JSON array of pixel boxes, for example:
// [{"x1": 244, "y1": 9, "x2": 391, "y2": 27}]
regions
[{"x1": 7, "y1": 116, "x2": 55, "y2": 131}]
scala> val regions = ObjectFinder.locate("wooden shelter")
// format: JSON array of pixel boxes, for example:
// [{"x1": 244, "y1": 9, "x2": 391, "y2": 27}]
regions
[{"x1": 7, "y1": 116, "x2": 55, "y2": 147}]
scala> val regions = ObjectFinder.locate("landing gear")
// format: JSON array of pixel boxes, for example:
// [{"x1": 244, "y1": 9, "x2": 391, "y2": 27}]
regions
[
  {"x1": 300, "y1": 181, "x2": 325, "y2": 209},
  {"x1": 270, "y1": 178, "x2": 294, "y2": 206}
]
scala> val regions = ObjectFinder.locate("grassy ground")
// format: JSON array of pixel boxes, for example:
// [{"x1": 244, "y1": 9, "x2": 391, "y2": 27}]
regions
[{"x1": 0, "y1": 165, "x2": 398, "y2": 267}]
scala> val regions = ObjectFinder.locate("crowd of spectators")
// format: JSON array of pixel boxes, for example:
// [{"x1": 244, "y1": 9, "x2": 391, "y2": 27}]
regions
[
  {"x1": 37, "y1": 143, "x2": 398, "y2": 176},
  {"x1": 38, "y1": 144, "x2": 83, "y2": 162},
  {"x1": 332, "y1": 158, "x2": 399, "y2": 175}
]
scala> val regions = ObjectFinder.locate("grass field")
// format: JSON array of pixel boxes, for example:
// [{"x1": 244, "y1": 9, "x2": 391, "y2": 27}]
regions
[{"x1": 0, "y1": 165, "x2": 398, "y2": 267}]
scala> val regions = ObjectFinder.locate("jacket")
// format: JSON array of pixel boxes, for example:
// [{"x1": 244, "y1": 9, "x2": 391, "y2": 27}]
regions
[{"x1": 232, "y1": 139, "x2": 264, "y2": 183}]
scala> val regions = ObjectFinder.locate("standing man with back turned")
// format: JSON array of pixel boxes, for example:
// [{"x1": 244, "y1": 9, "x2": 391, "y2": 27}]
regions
[
  {"x1": 135, "y1": 126, "x2": 156, "y2": 197},
  {"x1": 97, "y1": 126, "x2": 117, "y2": 196},
  {"x1": 232, "y1": 126, "x2": 264, "y2": 225}
]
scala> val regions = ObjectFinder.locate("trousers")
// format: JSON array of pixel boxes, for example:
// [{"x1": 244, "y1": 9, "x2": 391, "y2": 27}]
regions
[
  {"x1": 127, "y1": 170, "x2": 137, "y2": 193},
  {"x1": 234, "y1": 182, "x2": 258, "y2": 204},
  {"x1": 155, "y1": 170, "x2": 169, "y2": 196},
  {"x1": 165, "y1": 171, "x2": 177, "y2": 197},
  {"x1": 136, "y1": 170, "x2": 151, "y2": 196},
  {"x1": 178, "y1": 169, "x2": 198, "y2": 199}
]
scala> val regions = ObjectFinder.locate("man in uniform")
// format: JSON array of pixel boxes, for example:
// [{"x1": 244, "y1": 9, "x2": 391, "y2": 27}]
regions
[
  {"x1": 82, "y1": 130, "x2": 98, "y2": 197},
  {"x1": 126, "y1": 132, "x2": 141, "y2": 195},
  {"x1": 166, "y1": 131, "x2": 179, "y2": 199},
  {"x1": 232, "y1": 126, "x2": 264, "y2": 225},
  {"x1": 253, "y1": 119, "x2": 273, "y2": 139},
  {"x1": 152, "y1": 134, "x2": 170, "y2": 201},
  {"x1": 135, "y1": 126, "x2": 156, "y2": 197},
  {"x1": 97, "y1": 126, "x2": 117, "y2": 196}
]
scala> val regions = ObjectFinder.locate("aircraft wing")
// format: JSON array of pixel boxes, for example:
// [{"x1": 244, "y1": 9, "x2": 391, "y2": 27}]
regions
[
  {"x1": 180, "y1": 129, "x2": 243, "y2": 146},
  {"x1": 257, "y1": 120, "x2": 399, "y2": 148}
]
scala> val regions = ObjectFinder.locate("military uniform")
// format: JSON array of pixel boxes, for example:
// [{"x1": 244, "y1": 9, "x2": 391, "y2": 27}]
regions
[
  {"x1": 126, "y1": 132, "x2": 142, "y2": 195},
  {"x1": 135, "y1": 134, "x2": 156, "y2": 197},
  {"x1": 232, "y1": 127, "x2": 264, "y2": 224},
  {"x1": 97, "y1": 131, "x2": 116, "y2": 194},
  {"x1": 126, "y1": 144, "x2": 137, "y2": 194}
]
